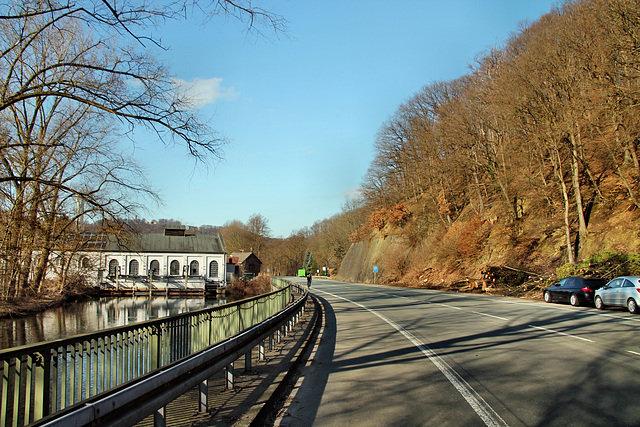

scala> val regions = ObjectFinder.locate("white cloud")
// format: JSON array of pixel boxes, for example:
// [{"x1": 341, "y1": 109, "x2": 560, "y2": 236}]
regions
[
  {"x1": 172, "y1": 77, "x2": 237, "y2": 109},
  {"x1": 340, "y1": 187, "x2": 362, "y2": 199}
]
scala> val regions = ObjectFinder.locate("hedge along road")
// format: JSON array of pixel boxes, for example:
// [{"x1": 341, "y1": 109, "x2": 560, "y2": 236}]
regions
[{"x1": 278, "y1": 277, "x2": 640, "y2": 426}]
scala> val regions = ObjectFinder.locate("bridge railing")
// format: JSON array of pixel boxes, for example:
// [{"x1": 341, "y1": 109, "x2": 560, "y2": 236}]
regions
[{"x1": 0, "y1": 279, "x2": 296, "y2": 427}]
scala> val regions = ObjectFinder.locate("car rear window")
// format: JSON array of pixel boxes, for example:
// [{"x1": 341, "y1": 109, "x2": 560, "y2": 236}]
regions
[{"x1": 583, "y1": 278, "x2": 606, "y2": 287}]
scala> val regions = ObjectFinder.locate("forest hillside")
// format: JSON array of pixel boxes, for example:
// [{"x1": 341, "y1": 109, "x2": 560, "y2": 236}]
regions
[
  {"x1": 337, "y1": 192, "x2": 640, "y2": 297},
  {"x1": 335, "y1": 0, "x2": 640, "y2": 296}
]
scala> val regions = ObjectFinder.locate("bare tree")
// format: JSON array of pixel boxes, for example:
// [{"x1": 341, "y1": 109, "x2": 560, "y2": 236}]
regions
[
  {"x1": 220, "y1": 219, "x2": 252, "y2": 254},
  {"x1": 0, "y1": 82, "x2": 153, "y2": 297},
  {"x1": 263, "y1": 229, "x2": 307, "y2": 276},
  {"x1": 0, "y1": 0, "x2": 284, "y2": 297},
  {"x1": 246, "y1": 213, "x2": 270, "y2": 255}
]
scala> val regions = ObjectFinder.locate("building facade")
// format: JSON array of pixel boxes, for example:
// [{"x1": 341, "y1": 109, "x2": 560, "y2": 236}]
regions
[
  {"x1": 92, "y1": 228, "x2": 227, "y2": 288},
  {"x1": 229, "y1": 252, "x2": 262, "y2": 279}
]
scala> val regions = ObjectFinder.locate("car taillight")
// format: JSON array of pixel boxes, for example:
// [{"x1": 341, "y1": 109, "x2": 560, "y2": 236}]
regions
[
  {"x1": 637, "y1": 289, "x2": 640, "y2": 294},
  {"x1": 582, "y1": 287, "x2": 593, "y2": 292}
]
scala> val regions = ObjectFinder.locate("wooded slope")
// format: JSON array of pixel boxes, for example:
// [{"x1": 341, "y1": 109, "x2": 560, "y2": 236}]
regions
[{"x1": 338, "y1": 0, "x2": 640, "y2": 291}]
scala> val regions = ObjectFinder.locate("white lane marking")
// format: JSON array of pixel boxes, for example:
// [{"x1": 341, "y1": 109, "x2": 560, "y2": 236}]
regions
[
  {"x1": 627, "y1": 350, "x2": 640, "y2": 356},
  {"x1": 595, "y1": 312, "x2": 640, "y2": 323},
  {"x1": 436, "y1": 303, "x2": 462, "y2": 310},
  {"x1": 369, "y1": 293, "x2": 510, "y2": 321},
  {"x1": 501, "y1": 300, "x2": 545, "y2": 306},
  {"x1": 318, "y1": 289, "x2": 509, "y2": 427},
  {"x1": 528, "y1": 324, "x2": 594, "y2": 343},
  {"x1": 472, "y1": 311, "x2": 509, "y2": 321},
  {"x1": 502, "y1": 300, "x2": 640, "y2": 323},
  {"x1": 419, "y1": 300, "x2": 508, "y2": 321},
  {"x1": 385, "y1": 290, "x2": 640, "y2": 325}
]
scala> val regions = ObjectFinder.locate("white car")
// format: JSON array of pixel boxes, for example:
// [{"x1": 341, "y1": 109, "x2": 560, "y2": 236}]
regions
[{"x1": 594, "y1": 276, "x2": 640, "y2": 314}]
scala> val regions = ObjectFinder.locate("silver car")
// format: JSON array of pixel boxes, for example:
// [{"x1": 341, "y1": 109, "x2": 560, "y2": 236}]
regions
[{"x1": 594, "y1": 276, "x2": 640, "y2": 314}]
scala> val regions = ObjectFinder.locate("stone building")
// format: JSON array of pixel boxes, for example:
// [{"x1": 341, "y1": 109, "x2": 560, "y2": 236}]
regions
[{"x1": 229, "y1": 251, "x2": 262, "y2": 279}]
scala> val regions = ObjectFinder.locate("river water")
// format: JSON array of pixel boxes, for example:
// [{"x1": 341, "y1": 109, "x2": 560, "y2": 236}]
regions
[{"x1": 0, "y1": 296, "x2": 226, "y2": 349}]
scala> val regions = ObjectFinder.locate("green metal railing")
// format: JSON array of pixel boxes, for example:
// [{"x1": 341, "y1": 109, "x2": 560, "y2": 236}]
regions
[{"x1": 0, "y1": 284, "x2": 292, "y2": 427}]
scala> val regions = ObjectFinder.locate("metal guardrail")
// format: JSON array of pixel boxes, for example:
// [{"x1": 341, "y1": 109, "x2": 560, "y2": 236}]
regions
[
  {"x1": 0, "y1": 279, "x2": 301, "y2": 427},
  {"x1": 41, "y1": 281, "x2": 308, "y2": 426}
]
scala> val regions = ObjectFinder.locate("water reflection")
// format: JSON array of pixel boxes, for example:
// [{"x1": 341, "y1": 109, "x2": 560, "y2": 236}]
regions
[{"x1": 0, "y1": 296, "x2": 226, "y2": 349}]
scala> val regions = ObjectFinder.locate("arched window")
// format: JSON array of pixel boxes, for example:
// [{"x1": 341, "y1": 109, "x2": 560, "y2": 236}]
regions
[
  {"x1": 170, "y1": 260, "x2": 180, "y2": 276},
  {"x1": 209, "y1": 260, "x2": 219, "y2": 278},
  {"x1": 149, "y1": 260, "x2": 160, "y2": 276},
  {"x1": 79, "y1": 257, "x2": 91, "y2": 269},
  {"x1": 129, "y1": 259, "x2": 139, "y2": 276},
  {"x1": 189, "y1": 260, "x2": 199, "y2": 276},
  {"x1": 108, "y1": 259, "x2": 120, "y2": 276}
]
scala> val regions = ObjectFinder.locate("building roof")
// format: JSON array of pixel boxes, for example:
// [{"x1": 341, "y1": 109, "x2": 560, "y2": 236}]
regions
[
  {"x1": 230, "y1": 252, "x2": 262, "y2": 265},
  {"x1": 104, "y1": 232, "x2": 226, "y2": 254}
]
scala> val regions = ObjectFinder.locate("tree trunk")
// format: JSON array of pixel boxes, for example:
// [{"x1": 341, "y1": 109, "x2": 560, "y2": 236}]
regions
[
  {"x1": 552, "y1": 145, "x2": 575, "y2": 264},
  {"x1": 561, "y1": 177, "x2": 575, "y2": 264},
  {"x1": 569, "y1": 130, "x2": 588, "y2": 258}
]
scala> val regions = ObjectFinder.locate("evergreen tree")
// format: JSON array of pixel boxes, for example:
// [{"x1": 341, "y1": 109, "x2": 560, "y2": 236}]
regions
[{"x1": 303, "y1": 251, "x2": 317, "y2": 273}]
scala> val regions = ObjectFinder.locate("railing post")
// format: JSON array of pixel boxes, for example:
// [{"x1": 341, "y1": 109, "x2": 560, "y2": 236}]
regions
[
  {"x1": 59, "y1": 346, "x2": 67, "y2": 410},
  {"x1": 154, "y1": 406, "x2": 166, "y2": 427},
  {"x1": 199, "y1": 379, "x2": 208, "y2": 413},
  {"x1": 35, "y1": 350, "x2": 49, "y2": 421},
  {"x1": 24, "y1": 354, "x2": 33, "y2": 424},
  {"x1": 90, "y1": 341, "x2": 98, "y2": 398},
  {"x1": 104, "y1": 336, "x2": 112, "y2": 392},
  {"x1": 259, "y1": 341, "x2": 265, "y2": 361},
  {"x1": 51, "y1": 348, "x2": 59, "y2": 413},
  {"x1": 226, "y1": 363, "x2": 234, "y2": 390},
  {"x1": 208, "y1": 312, "x2": 214, "y2": 346},
  {"x1": 128, "y1": 330, "x2": 135, "y2": 381},
  {"x1": 0, "y1": 359, "x2": 8, "y2": 425},
  {"x1": 68, "y1": 345, "x2": 77, "y2": 407},
  {"x1": 117, "y1": 334, "x2": 124, "y2": 386},
  {"x1": 245, "y1": 351, "x2": 252, "y2": 372},
  {"x1": 13, "y1": 356, "x2": 22, "y2": 425},
  {"x1": 122, "y1": 332, "x2": 130, "y2": 385},
  {"x1": 150, "y1": 325, "x2": 160, "y2": 371}
]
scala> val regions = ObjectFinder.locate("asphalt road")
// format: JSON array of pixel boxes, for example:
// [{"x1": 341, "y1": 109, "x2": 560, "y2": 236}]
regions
[{"x1": 277, "y1": 277, "x2": 640, "y2": 427}]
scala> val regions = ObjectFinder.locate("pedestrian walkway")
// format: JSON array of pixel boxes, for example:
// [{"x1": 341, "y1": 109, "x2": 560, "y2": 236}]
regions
[{"x1": 134, "y1": 297, "x2": 317, "y2": 427}]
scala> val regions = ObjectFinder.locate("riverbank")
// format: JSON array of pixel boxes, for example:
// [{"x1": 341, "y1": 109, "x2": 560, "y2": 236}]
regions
[
  {"x1": 0, "y1": 286, "x2": 99, "y2": 319},
  {"x1": 0, "y1": 282, "x2": 235, "y2": 320}
]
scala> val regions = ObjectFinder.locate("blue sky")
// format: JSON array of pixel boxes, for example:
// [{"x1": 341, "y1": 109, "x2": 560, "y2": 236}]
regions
[{"x1": 135, "y1": 0, "x2": 558, "y2": 238}]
